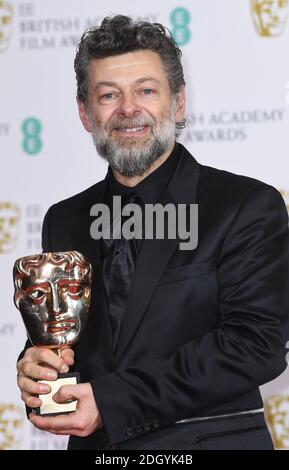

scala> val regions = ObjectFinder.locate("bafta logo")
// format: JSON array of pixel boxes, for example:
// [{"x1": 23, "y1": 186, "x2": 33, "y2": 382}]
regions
[
  {"x1": 0, "y1": 202, "x2": 20, "y2": 254},
  {"x1": 0, "y1": 0, "x2": 13, "y2": 52},
  {"x1": 265, "y1": 394, "x2": 289, "y2": 449},
  {"x1": 0, "y1": 404, "x2": 24, "y2": 450},
  {"x1": 251, "y1": 0, "x2": 289, "y2": 36}
]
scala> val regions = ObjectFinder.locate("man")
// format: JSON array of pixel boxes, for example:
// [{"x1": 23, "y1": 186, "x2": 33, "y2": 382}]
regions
[{"x1": 17, "y1": 15, "x2": 289, "y2": 450}]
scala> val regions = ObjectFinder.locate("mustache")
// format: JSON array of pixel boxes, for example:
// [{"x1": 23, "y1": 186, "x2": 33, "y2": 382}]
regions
[{"x1": 105, "y1": 115, "x2": 156, "y2": 132}]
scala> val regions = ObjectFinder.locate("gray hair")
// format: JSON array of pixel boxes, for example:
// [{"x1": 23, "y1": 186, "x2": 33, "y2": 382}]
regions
[{"x1": 74, "y1": 15, "x2": 186, "y2": 107}]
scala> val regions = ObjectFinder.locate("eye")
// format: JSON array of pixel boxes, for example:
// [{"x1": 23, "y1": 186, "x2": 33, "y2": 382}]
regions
[
  {"x1": 66, "y1": 284, "x2": 83, "y2": 296},
  {"x1": 100, "y1": 92, "x2": 117, "y2": 102},
  {"x1": 142, "y1": 88, "x2": 155, "y2": 96},
  {"x1": 29, "y1": 289, "x2": 45, "y2": 301}
]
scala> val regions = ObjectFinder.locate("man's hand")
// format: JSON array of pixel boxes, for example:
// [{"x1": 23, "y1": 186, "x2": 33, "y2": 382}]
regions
[
  {"x1": 29, "y1": 382, "x2": 103, "y2": 436},
  {"x1": 17, "y1": 346, "x2": 74, "y2": 409}
]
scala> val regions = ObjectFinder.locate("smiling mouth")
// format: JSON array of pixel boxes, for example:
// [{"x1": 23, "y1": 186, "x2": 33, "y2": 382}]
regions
[
  {"x1": 44, "y1": 318, "x2": 77, "y2": 334},
  {"x1": 113, "y1": 125, "x2": 149, "y2": 136}
]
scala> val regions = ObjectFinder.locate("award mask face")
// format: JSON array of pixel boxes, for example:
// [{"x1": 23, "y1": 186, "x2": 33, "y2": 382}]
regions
[
  {"x1": 0, "y1": 202, "x2": 20, "y2": 254},
  {"x1": 13, "y1": 251, "x2": 92, "y2": 350},
  {"x1": 251, "y1": 0, "x2": 289, "y2": 37}
]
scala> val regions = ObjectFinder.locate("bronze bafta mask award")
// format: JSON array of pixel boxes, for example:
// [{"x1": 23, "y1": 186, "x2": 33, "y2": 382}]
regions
[{"x1": 13, "y1": 251, "x2": 92, "y2": 416}]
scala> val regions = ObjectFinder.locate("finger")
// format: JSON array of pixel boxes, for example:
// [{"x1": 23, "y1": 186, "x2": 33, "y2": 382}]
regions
[
  {"x1": 21, "y1": 393, "x2": 42, "y2": 409},
  {"x1": 46, "y1": 429, "x2": 75, "y2": 435},
  {"x1": 61, "y1": 349, "x2": 75, "y2": 367},
  {"x1": 29, "y1": 411, "x2": 77, "y2": 433},
  {"x1": 30, "y1": 348, "x2": 69, "y2": 374},
  {"x1": 52, "y1": 385, "x2": 79, "y2": 404},
  {"x1": 18, "y1": 376, "x2": 51, "y2": 396},
  {"x1": 19, "y1": 362, "x2": 58, "y2": 381}
]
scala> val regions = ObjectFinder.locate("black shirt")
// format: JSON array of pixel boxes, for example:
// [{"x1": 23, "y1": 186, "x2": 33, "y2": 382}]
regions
[
  {"x1": 103, "y1": 142, "x2": 180, "y2": 250},
  {"x1": 101, "y1": 142, "x2": 181, "y2": 353}
]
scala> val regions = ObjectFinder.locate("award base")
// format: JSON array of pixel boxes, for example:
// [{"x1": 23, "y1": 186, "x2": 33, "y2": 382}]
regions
[{"x1": 33, "y1": 372, "x2": 80, "y2": 416}]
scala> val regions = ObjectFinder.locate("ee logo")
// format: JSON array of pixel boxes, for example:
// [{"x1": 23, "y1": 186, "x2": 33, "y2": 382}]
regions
[
  {"x1": 22, "y1": 117, "x2": 42, "y2": 155},
  {"x1": 170, "y1": 7, "x2": 191, "y2": 46}
]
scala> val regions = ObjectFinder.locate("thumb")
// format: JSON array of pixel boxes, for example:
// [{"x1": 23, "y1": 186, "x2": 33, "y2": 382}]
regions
[
  {"x1": 61, "y1": 348, "x2": 75, "y2": 367},
  {"x1": 52, "y1": 384, "x2": 78, "y2": 404}
]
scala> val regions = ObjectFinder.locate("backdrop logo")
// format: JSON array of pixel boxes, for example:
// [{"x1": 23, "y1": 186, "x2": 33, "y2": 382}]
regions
[
  {"x1": 0, "y1": 0, "x2": 13, "y2": 52},
  {"x1": 0, "y1": 404, "x2": 24, "y2": 450},
  {"x1": 170, "y1": 7, "x2": 191, "y2": 45},
  {"x1": 22, "y1": 117, "x2": 43, "y2": 155},
  {"x1": 0, "y1": 202, "x2": 21, "y2": 254},
  {"x1": 251, "y1": 0, "x2": 289, "y2": 37},
  {"x1": 265, "y1": 395, "x2": 289, "y2": 449}
]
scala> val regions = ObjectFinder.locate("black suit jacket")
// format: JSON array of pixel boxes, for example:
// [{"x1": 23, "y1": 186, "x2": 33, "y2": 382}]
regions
[{"x1": 23, "y1": 144, "x2": 289, "y2": 448}]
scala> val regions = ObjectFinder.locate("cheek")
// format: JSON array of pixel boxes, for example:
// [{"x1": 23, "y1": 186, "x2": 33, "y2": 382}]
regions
[
  {"x1": 20, "y1": 300, "x2": 45, "y2": 318},
  {"x1": 90, "y1": 105, "x2": 115, "y2": 126},
  {"x1": 66, "y1": 298, "x2": 86, "y2": 316}
]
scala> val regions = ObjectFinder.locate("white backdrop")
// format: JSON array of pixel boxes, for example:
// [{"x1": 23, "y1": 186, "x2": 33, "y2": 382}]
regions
[{"x1": 1, "y1": 0, "x2": 289, "y2": 449}]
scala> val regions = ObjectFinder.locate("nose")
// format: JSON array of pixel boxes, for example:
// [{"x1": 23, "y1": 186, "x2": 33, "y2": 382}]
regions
[
  {"x1": 117, "y1": 93, "x2": 141, "y2": 118},
  {"x1": 50, "y1": 283, "x2": 61, "y2": 314}
]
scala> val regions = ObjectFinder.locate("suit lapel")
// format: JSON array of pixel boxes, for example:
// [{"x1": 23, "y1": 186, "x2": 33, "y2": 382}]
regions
[
  {"x1": 114, "y1": 146, "x2": 201, "y2": 365},
  {"x1": 71, "y1": 175, "x2": 115, "y2": 368}
]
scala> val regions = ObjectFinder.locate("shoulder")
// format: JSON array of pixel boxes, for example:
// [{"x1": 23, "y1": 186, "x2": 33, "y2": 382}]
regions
[
  {"x1": 198, "y1": 161, "x2": 285, "y2": 210},
  {"x1": 46, "y1": 179, "x2": 106, "y2": 217},
  {"x1": 197, "y1": 164, "x2": 288, "y2": 233},
  {"x1": 179, "y1": 144, "x2": 287, "y2": 222}
]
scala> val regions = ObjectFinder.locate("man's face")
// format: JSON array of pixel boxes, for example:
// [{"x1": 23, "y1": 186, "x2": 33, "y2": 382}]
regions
[
  {"x1": 15, "y1": 260, "x2": 91, "y2": 349},
  {"x1": 251, "y1": 0, "x2": 289, "y2": 36},
  {"x1": 0, "y1": 202, "x2": 20, "y2": 253},
  {"x1": 78, "y1": 50, "x2": 185, "y2": 177}
]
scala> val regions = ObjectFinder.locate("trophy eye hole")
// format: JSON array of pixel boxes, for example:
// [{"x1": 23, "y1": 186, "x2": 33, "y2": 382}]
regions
[
  {"x1": 67, "y1": 284, "x2": 83, "y2": 296},
  {"x1": 29, "y1": 289, "x2": 45, "y2": 301}
]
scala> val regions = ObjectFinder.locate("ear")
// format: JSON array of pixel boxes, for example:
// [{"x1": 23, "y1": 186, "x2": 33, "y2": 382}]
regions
[
  {"x1": 175, "y1": 86, "x2": 186, "y2": 123},
  {"x1": 77, "y1": 97, "x2": 92, "y2": 133}
]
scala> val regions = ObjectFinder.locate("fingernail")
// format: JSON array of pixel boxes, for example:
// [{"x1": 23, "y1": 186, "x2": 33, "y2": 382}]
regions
[
  {"x1": 39, "y1": 383, "x2": 50, "y2": 392},
  {"x1": 46, "y1": 371, "x2": 58, "y2": 380},
  {"x1": 60, "y1": 364, "x2": 69, "y2": 373}
]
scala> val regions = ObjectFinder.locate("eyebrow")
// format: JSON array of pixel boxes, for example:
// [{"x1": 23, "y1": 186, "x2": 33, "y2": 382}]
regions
[
  {"x1": 94, "y1": 77, "x2": 161, "y2": 90},
  {"x1": 23, "y1": 281, "x2": 50, "y2": 293}
]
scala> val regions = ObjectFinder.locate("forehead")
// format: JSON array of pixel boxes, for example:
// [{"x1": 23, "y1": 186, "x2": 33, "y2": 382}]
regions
[
  {"x1": 21, "y1": 263, "x2": 84, "y2": 287},
  {"x1": 88, "y1": 50, "x2": 168, "y2": 86}
]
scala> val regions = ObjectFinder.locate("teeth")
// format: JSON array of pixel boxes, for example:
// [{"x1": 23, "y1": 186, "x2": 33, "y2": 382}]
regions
[{"x1": 119, "y1": 126, "x2": 145, "y2": 132}]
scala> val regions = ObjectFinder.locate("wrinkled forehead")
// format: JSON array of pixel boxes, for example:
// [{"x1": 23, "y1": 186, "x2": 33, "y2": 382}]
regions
[{"x1": 21, "y1": 263, "x2": 86, "y2": 289}]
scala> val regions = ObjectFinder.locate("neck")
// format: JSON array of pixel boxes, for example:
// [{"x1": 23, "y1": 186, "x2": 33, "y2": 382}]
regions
[{"x1": 111, "y1": 142, "x2": 175, "y2": 188}]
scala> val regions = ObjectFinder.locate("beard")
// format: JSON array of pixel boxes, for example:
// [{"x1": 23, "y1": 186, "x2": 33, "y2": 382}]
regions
[{"x1": 89, "y1": 103, "x2": 177, "y2": 177}]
